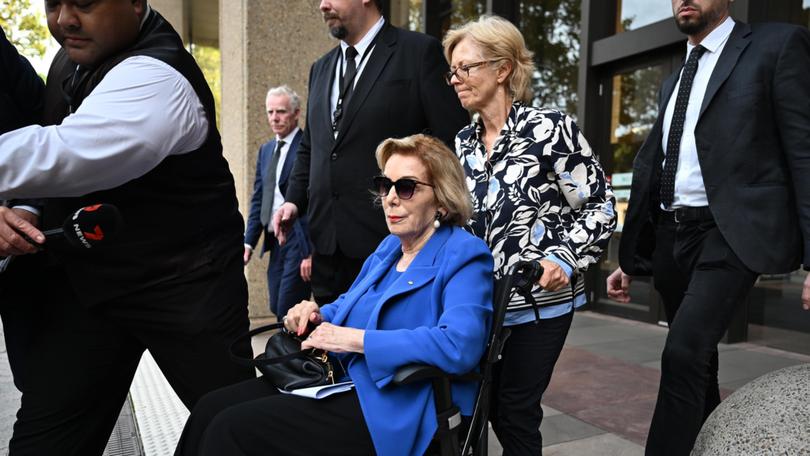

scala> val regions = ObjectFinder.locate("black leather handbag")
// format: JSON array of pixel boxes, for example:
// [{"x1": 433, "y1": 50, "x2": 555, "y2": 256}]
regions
[{"x1": 229, "y1": 322, "x2": 340, "y2": 391}]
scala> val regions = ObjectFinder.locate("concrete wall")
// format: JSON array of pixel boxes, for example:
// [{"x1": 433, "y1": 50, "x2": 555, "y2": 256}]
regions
[{"x1": 220, "y1": 0, "x2": 333, "y2": 318}]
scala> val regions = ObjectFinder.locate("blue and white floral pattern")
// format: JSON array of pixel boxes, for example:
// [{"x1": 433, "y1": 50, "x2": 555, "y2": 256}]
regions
[{"x1": 456, "y1": 102, "x2": 617, "y2": 311}]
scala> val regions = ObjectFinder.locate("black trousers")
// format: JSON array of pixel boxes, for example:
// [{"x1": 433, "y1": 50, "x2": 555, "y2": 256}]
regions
[
  {"x1": 175, "y1": 377, "x2": 376, "y2": 456},
  {"x1": 311, "y1": 247, "x2": 365, "y2": 305},
  {"x1": 7, "y1": 255, "x2": 254, "y2": 456},
  {"x1": 489, "y1": 311, "x2": 574, "y2": 455},
  {"x1": 646, "y1": 216, "x2": 757, "y2": 455}
]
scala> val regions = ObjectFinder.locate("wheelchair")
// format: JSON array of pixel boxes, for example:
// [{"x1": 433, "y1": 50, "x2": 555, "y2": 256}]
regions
[{"x1": 394, "y1": 260, "x2": 545, "y2": 456}]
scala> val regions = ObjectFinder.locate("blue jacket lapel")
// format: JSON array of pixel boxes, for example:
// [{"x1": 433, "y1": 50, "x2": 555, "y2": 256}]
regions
[
  {"x1": 329, "y1": 227, "x2": 453, "y2": 329},
  {"x1": 366, "y1": 227, "x2": 450, "y2": 329}
]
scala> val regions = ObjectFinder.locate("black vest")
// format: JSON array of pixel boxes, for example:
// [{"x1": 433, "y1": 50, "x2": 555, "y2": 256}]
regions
[{"x1": 41, "y1": 10, "x2": 243, "y2": 306}]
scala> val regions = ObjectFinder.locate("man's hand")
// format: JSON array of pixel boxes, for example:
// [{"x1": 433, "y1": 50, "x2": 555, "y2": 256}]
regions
[
  {"x1": 538, "y1": 259, "x2": 570, "y2": 291},
  {"x1": 0, "y1": 207, "x2": 43, "y2": 256},
  {"x1": 300, "y1": 255, "x2": 312, "y2": 282},
  {"x1": 243, "y1": 246, "x2": 253, "y2": 265},
  {"x1": 802, "y1": 273, "x2": 810, "y2": 311},
  {"x1": 301, "y1": 322, "x2": 364, "y2": 354},
  {"x1": 606, "y1": 267, "x2": 633, "y2": 303},
  {"x1": 271, "y1": 202, "x2": 298, "y2": 246}
]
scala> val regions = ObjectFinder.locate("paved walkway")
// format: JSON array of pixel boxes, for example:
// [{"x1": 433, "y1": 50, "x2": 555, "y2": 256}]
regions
[{"x1": 2, "y1": 311, "x2": 808, "y2": 455}]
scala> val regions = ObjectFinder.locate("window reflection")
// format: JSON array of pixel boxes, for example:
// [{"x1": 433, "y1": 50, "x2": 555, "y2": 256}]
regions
[
  {"x1": 452, "y1": 0, "x2": 486, "y2": 26},
  {"x1": 617, "y1": 0, "x2": 671, "y2": 32},
  {"x1": 519, "y1": 0, "x2": 581, "y2": 115},
  {"x1": 609, "y1": 64, "x2": 666, "y2": 229},
  {"x1": 749, "y1": 270, "x2": 810, "y2": 356},
  {"x1": 593, "y1": 62, "x2": 668, "y2": 319}
]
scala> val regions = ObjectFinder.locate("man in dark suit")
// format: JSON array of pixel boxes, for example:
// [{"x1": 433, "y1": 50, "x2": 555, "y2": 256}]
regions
[
  {"x1": 606, "y1": 0, "x2": 810, "y2": 454},
  {"x1": 273, "y1": 0, "x2": 469, "y2": 304},
  {"x1": 244, "y1": 85, "x2": 312, "y2": 317}
]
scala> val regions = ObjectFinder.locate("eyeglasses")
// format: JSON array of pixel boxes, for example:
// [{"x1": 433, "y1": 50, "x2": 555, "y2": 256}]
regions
[
  {"x1": 372, "y1": 176, "x2": 434, "y2": 200},
  {"x1": 444, "y1": 60, "x2": 499, "y2": 85}
]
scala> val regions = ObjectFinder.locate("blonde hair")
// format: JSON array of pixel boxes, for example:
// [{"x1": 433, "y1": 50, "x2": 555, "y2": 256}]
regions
[
  {"x1": 375, "y1": 134, "x2": 473, "y2": 227},
  {"x1": 442, "y1": 15, "x2": 535, "y2": 103}
]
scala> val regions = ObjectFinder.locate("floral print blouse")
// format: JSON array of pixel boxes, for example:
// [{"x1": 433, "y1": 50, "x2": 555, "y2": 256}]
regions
[{"x1": 456, "y1": 102, "x2": 617, "y2": 316}]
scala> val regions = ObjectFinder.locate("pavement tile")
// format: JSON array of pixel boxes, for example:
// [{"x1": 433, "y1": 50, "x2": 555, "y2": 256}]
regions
[
  {"x1": 540, "y1": 414, "x2": 606, "y2": 446},
  {"x1": 543, "y1": 433, "x2": 644, "y2": 456},
  {"x1": 577, "y1": 335, "x2": 667, "y2": 365},
  {"x1": 544, "y1": 347, "x2": 661, "y2": 445},
  {"x1": 565, "y1": 323, "x2": 665, "y2": 347}
]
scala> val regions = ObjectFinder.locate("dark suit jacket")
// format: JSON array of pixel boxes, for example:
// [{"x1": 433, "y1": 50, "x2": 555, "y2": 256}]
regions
[
  {"x1": 286, "y1": 22, "x2": 469, "y2": 259},
  {"x1": 245, "y1": 129, "x2": 311, "y2": 257},
  {"x1": 0, "y1": 26, "x2": 44, "y2": 134},
  {"x1": 620, "y1": 22, "x2": 810, "y2": 276}
]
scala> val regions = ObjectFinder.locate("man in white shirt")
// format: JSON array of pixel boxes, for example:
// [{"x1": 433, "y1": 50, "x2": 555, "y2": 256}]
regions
[
  {"x1": 0, "y1": 1, "x2": 253, "y2": 454},
  {"x1": 606, "y1": 0, "x2": 810, "y2": 454},
  {"x1": 244, "y1": 86, "x2": 312, "y2": 318}
]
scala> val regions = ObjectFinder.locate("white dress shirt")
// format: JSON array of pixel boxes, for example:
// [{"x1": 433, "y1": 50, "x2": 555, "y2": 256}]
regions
[
  {"x1": 0, "y1": 55, "x2": 208, "y2": 199},
  {"x1": 661, "y1": 16, "x2": 735, "y2": 208},
  {"x1": 268, "y1": 127, "x2": 300, "y2": 233},
  {"x1": 329, "y1": 16, "x2": 385, "y2": 117}
]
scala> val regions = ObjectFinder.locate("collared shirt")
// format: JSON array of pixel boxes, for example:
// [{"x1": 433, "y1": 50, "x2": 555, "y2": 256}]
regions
[
  {"x1": 662, "y1": 16, "x2": 735, "y2": 209},
  {"x1": 456, "y1": 103, "x2": 616, "y2": 323},
  {"x1": 0, "y1": 55, "x2": 208, "y2": 199},
  {"x1": 329, "y1": 16, "x2": 385, "y2": 116},
  {"x1": 268, "y1": 127, "x2": 300, "y2": 233}
]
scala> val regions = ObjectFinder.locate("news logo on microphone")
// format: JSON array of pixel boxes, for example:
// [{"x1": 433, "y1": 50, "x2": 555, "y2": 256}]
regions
[{"x1": 66, "y1": 204, "x2": 123, "y2": 249}]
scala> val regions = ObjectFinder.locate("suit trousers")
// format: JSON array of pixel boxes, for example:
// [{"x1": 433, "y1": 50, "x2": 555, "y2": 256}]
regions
[
  {"x1": 311, "y1": 247, "x2": 365, "y2": 305},
  {"x1": 489, "y1": 311, "x2": 574, "y2": 455},
  {"x1": 647, "y1": 216, "x2": 757, "y2": 455},
  {"x1": 8, "y1": 254, "x2": 254, "y2": 456},
  {"x1": 174, "y1": 377, "x2": 376, "y2": 456},
  {"x1": 266, "y1": 234, "x2": 310, "y2": 317}
]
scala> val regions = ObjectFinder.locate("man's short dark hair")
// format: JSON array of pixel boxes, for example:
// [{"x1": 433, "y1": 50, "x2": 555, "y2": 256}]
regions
[{"x1": 372, "y1": 0, "x2": 383, "y2": 13}]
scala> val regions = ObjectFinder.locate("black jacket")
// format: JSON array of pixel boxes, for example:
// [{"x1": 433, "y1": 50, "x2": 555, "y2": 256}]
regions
[
  {"x1": 286, "y1": 23, "x2": 469, "y2": 259},
  {"x1": 620, "y1": 22, "x2": 810, "y2": 275}
]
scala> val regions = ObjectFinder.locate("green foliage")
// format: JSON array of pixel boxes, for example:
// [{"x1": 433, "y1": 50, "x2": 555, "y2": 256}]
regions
[
  {"x1": 190, "y1": 44, "x2": 222, "y2": 128},
  {"x1": 0, "y1": 0, "x2": 50, "y2": 59},
  {"x1": 519, "y1": 0, "x2": 581, "y2": 116}
]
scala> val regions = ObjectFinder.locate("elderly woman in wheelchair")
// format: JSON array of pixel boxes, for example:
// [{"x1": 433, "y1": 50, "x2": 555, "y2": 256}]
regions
[{"x1": 175, "y1": 134, "x2": 494, "y2": 456}]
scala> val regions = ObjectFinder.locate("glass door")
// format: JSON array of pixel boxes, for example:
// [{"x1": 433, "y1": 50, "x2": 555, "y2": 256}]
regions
[{"x1": 589, "y1": 53, "x2": 680, "y2": 323}]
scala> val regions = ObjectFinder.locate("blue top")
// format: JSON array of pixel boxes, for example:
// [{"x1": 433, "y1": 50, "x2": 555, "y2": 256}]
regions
[
  {"x1": 320, "y1": 226, "x2": 494, "y2": 456},
  {"x1": 336, "y1": 266, "x2": 402, "y2": 381}
]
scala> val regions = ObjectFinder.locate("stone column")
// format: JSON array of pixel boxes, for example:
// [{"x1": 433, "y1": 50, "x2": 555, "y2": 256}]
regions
[
  {"x1": 220, "y1": 0, "x2": 333, "y2": 319},
  {"x1": 149, "y1": 0, "x2": 190, "y2": 43}
]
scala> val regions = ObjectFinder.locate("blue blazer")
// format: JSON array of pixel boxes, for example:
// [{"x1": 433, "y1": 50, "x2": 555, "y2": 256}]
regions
[
  {"x1": 244, "y1": 129, "x2": 311, "y2": 257},
  {"x1": 320, "y1": 226, "x2": 494, "y2": 456}
]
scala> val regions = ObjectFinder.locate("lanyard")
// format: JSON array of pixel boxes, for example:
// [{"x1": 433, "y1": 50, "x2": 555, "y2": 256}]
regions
[{"x1": 331, "y1": 31, "x2": 381, "y2": 133}]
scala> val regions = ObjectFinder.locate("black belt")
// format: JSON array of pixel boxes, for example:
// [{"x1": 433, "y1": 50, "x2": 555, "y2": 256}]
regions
[{"x1": 658, "y1": 206, "x2": 713, "y2": 224}]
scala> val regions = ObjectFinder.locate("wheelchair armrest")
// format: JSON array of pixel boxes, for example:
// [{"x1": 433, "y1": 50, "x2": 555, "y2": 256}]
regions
[{"x1": 393, "y1": 364, "x2": 481, "y2": 385}]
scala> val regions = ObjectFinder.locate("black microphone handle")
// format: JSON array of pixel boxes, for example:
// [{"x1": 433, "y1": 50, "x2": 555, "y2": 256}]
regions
[{"x1": 42, "y1": 227, "x2": 64, "y2": 239}]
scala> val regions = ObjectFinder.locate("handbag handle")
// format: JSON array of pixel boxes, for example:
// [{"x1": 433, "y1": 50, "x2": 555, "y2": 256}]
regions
[{"x1": 229, "y1": 322, "x2": 320, "y2": 368}]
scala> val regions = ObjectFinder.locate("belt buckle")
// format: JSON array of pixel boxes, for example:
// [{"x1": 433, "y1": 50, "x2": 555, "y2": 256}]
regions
[{"x1": 673, "y1": 209, "x2": 681, "y2": 224}]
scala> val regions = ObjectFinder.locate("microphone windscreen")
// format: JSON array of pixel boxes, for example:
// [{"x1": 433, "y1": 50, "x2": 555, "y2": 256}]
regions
[{"x1": 61, "y1": 204, "x2": 124, "y2": 249}]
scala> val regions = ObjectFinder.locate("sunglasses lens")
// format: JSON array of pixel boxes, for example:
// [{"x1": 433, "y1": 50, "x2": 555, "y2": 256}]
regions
[
  {"x1": 394, "y1": 179, "x2": 417, "y2": 199},
  {"x1": 373, "y1": 176, "x2": 392, "y2": 197}
]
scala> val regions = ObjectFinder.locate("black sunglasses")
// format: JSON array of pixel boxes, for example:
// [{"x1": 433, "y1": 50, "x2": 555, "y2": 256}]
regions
[{"x1": 372, "y1": 176, "x2": 434, "y2": 200}]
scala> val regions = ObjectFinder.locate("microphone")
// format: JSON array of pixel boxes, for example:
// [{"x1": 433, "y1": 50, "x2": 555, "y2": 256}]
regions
[
  {"x1": 42, "y1": 203, "x2": 124, "y2": 249},
  {"x1": 0, "y1": 204, "x2": 123, "y2": 275}
]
